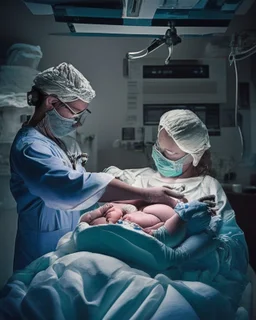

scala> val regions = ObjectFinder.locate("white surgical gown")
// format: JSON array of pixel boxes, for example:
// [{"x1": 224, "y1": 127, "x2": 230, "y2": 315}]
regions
[
  {"x1": 10, "y1": 126, "x2": 113, "y2": 270},
  {"x1": 104, "y1": 166, "x2": 249, "y2": 275}
]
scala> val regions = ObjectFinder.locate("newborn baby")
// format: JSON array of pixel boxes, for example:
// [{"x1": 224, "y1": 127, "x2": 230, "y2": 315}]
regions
[{"x1": 80, "y1": 197, "x2": 216, "y2": 247}]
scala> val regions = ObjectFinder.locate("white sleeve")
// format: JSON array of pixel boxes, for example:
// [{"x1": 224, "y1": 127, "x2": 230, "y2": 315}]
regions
[
  {"x1": 208, "y1": 178, "x2": 237, "y2": 225},
  {"x1": 103, "y1": 166, "x2": 152, "y2": 185}
]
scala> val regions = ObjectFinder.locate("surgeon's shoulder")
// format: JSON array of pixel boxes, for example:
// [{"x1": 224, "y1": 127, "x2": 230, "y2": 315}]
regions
[
  {"x1": 201, "y1": 175, "x2": 224, "y2": 193},
  {"x1": 11, "y1": 126, "x2": 53, "y2": 154}
]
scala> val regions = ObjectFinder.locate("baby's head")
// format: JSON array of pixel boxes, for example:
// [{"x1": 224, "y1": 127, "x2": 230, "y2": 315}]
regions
[
  {"x1": 88, "y1": 206, "x2": 124, "y2": 225},
  {"x1": 105, "y1": 207, "x2": 124, "y2": 223}
]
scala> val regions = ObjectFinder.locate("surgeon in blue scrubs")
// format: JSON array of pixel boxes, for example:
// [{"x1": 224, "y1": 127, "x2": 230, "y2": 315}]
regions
[{"x1": 10, "y1": 62, "x2": 182, "y2": 271}]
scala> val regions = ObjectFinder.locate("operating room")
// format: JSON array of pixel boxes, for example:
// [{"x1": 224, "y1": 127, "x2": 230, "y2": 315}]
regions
[{"x1": 0, "y1": 0, "x2": 256, "y2": 319}]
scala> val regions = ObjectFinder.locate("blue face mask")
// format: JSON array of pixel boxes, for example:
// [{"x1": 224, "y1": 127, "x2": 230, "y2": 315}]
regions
[
  {"x1": 151, "y1": 145, "x2": 192, "y2": 178},
  {"x1": 46, "y1": 109, "x2": 77, "y2": 138}
]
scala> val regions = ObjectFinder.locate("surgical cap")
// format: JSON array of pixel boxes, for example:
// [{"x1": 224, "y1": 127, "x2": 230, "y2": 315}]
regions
[
  {"x1": 158, "y1": 109, "x2": 211, "y2": 166},
  {"x1": 33, "y1": 62, "x2": 95, "y2": 103}
]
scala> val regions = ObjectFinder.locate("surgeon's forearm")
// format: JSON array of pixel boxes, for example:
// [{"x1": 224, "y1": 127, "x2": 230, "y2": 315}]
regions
[
  {"x1": 113, "y1": 199, "x2": 149, "y2": 207},
  {"x1": 99, "y1": 178, "x2": 147, "y2": 202}
]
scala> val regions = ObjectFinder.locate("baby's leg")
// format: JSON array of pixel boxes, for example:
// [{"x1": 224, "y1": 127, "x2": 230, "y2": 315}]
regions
[
  {"x1": 123, "y1": 211, "x2": 161, "y2": 228},
  {"x1": 164, "y1": 213, "x2": 186, "y2": 234},
  {"x1": 142, "y1": 204, "x2": 176, "y2": 222}
]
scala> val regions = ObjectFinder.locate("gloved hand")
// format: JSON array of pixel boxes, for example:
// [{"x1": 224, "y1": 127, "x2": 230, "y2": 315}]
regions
[
  {"x1": 174, "y1": 200, "x2": 210, "y2": 222},
  {"x1": 186, "y1": 211, "x2": 212, "y2": 236},
  {"x1": 152, "y1": 225, "x2": 186, "y2": 248},
  {"x1": 206, "y1": 215, "x2": 222, "y2": 235}
]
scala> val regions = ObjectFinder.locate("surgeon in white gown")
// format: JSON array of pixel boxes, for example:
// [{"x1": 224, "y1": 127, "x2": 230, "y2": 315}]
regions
[{"x1": 104, "y1": 109, "x2": 248, "y2": 283}]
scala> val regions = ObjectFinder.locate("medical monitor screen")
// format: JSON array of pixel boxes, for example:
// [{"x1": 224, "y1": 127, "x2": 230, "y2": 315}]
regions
[{"x1": 143, "y1": 65, "x2": 209, "y2": 79}]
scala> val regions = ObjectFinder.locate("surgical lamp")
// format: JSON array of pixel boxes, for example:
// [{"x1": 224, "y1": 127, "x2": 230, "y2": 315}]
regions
[{"x1": 126, "y1": 22, "x2": 182, "y2": 65}]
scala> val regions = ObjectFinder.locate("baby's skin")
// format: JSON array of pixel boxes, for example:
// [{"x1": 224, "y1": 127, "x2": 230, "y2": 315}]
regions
[{"x1": 80, "y1": 203, "x2": 177, "y2": 228}]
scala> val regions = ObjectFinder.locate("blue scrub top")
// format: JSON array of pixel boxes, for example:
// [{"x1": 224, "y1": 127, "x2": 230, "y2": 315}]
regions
[{"x1": 10, "y1": 126, "x2": 113, "y2": 271}]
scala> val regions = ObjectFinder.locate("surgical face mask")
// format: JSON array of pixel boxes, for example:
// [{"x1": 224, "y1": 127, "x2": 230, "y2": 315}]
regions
[
  {"x1": 151, "y1": 145, "x2": 192, "y2": 177},
  {"x1": 45, "y1": 108, "x2": 77, "y2": 138}
]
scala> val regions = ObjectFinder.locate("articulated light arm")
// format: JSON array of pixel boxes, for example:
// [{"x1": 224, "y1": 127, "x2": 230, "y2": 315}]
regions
[
  {"x1": 127, "y1": 22, "x2": 181, "y2": 64},
  {"x1": 127, "y1": 38, "x2": 166, "y2": 60}
]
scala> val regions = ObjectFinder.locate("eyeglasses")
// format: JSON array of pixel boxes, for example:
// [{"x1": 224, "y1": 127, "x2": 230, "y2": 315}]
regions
[
  {"x1": 155, "y1": 141, "x2": 175, "y2": 155},
  {"x1": 155, "y1": 141, "x2": 179, "y2": 160},
  {"x1": 58, "y1": 99, "x2": 91, "y2": 124},
  {"x1": 155, "y1": 140, "x2": 192, "y2": 163}
]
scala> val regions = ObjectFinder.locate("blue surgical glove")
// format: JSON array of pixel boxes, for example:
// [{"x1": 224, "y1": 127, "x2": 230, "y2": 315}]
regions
[
  {"x1": 153, "y1": 225, "x2": 186, "y2": 248},
  {"x1": 174, "y1": 200, "x2": 209, "y2": 222},
  {"x1": 206, "y1": 215, "x2": 222, "y2": 235},
  {"x1": 165, "y1": 232, "x2": 221, "y2": 266},
  {"x1": 187, "y1": 211, "x2": 211, "y2": 236}
]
